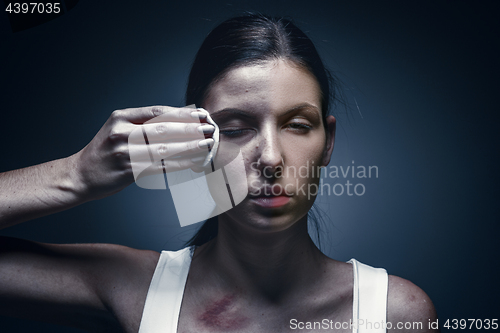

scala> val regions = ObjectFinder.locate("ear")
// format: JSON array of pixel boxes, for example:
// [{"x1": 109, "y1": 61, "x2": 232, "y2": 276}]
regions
[{"x1": 321, "y1": 115, "x2": 336, "y2": 167}]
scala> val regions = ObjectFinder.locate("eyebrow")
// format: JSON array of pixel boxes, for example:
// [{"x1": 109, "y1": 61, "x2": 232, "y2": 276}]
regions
[
  {"x1": 280, "y1": 103, "x2": 321, "y2": 118},
  {"x1": 210, "y1": 108, "x2": 257, "y2": 121},
  {"x1": 210, "y1": 103, "x2": 320, "y2": 120}
]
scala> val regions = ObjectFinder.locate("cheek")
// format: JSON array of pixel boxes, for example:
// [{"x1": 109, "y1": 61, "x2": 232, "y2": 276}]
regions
[
  {"x1": 212, "y1": 141, "x2": 243, "y2": 169},
  {"x1": 281, "y1": 135, "x2": 325, "y2": 194},
  {"x1": 285, "y1": 133, "x2": 325, "y2": 167}
]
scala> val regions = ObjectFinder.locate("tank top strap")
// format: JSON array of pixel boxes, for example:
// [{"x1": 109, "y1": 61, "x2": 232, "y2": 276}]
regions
[
  {"x1": 138, "y1": 246, "x2": 193, "y2": 333},
  {"x1": 348, "y1": 259, "x2": 389, "y2": 333}
]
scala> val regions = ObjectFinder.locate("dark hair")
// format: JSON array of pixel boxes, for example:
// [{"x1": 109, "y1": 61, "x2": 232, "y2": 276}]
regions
[{"x1": 186, "y1": 13, "x2": 337, "y2": 247}]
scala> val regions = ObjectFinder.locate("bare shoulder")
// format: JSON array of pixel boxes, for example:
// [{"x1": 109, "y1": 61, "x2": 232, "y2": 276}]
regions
[
  {"x1": 78, "y1": 243, "x2": 160, "y2": 298},
  {"x1": 387, "y1": 275, "x2": 439, "y2": 332},
  {"x1": 72, "y1": 243, "x2": 161, "y2": 332}
]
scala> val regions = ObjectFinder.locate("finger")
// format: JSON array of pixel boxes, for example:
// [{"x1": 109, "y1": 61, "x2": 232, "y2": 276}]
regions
[
  {"x1": 128, "y1": 138, "x2": 214, "y2": 162},
  {"x1": 129, "y1": 122, "x2": 215, "y2": 144},
  {"x1": 116, "y1": 106, "x2": 207, "y2": 125},
  {"x1": 143, "y1": 107, "x2": 208, "y2": 125},
  {"x1": 134, "y1": 155, "x2": 209, "y2": 180},
  {"x1": 152, "y1": 139, "x2": 214, "y2": 160},
  {"x1": 130, "y1": 151, "x2": 207, "y2": 183},
  {"x1": 129, "y1": 144, "x2": 208, "y2": 164}
]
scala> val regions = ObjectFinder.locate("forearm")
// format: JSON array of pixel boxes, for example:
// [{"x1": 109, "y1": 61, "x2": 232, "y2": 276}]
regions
[{"x1": 0, "y1": 153, "x2": 87, "y2": 229}]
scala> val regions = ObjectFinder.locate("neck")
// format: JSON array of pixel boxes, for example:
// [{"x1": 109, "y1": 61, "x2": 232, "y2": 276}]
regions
[{"x1": 200, "y1": 214, "x2": 327, "y2": 302}]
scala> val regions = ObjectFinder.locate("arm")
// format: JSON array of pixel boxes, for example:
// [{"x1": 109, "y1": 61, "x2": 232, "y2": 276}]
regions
[
  {"x1": 0, "y1": 105, "x2": 212, "y2": 229},
  {"x1": 0, "y1": 106, "x2": 137, "y2": 229},
  {"x1": 0, "y1": 236, "x2": 159, "y2": 332},
  {"x1": 387, "y1": 275, "x2": 440, "y2": 332},
  {"x1": 0, "y1": 155, "x2": 88, "y2": 229}
]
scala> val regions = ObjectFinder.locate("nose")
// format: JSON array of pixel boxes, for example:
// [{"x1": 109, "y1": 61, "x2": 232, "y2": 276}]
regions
[{"x1": 255, "y1": 127, "x2": 284, "y2": 178}]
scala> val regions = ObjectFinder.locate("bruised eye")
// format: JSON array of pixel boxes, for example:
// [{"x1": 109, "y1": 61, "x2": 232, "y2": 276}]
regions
[
  {"x1": 287, "y1": 122, "x2": 313, "y2": 132},
  {"x1": 219, "y1": 129, "x2": 252, "y2": 138}
]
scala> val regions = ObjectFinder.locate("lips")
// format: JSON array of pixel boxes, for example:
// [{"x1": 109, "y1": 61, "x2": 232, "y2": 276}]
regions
[{"x1": 248, "y1": 184, "x2": 291, "y2": 208}]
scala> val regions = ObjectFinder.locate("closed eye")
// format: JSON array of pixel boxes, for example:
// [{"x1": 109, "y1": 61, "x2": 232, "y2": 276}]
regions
[
  {"x1": 287, "y1": 122, "x2": 313, "y2": 132},
  {"x1": 219, "y1": 129, "x2": 252, "y2": 138},
  {"x1": 220, "y1": 123, "x2": 313, "y2": 138}
]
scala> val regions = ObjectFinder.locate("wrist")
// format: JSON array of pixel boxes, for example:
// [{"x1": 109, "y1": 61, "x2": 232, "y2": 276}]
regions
[{"x1": 62, "y1": 151, "x2": 92, "y2": 204}]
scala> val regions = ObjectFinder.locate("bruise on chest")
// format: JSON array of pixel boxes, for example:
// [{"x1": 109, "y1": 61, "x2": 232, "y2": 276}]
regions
[{"x1": 197, "y1": 294, "x2": 249, "y2": 331}]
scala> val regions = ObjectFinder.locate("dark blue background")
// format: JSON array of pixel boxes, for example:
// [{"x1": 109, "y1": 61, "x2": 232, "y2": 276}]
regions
[{"x1": 1, "y1": 1, "x2": 499, "y2": 331}]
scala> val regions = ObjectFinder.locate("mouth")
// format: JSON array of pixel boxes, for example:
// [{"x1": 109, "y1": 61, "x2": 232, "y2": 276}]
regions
[
  {"x1": 249, "y1": 196, "x2": 291, "y2": 208},
  {"x1": 248, "y1": 185, "x2": 291, "y2": 208}
]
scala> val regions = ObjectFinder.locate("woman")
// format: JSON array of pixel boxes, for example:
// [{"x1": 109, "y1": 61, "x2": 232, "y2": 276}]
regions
[{"x1": 0, "y1": 14, "x2": 438, "y2": 332}]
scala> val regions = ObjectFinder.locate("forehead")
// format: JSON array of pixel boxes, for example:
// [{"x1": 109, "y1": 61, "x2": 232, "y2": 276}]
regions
[{"x1": 203, "y1": 60, "x2": 321, "y2": 113}]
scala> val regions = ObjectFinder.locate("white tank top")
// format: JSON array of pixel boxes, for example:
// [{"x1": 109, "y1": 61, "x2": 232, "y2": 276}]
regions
[{"x1": 138, "y1": 247, "x2": 388, "y2": 333}]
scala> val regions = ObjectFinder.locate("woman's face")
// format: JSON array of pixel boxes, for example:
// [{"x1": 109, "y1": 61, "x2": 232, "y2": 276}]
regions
[{"x1": 203, "y1": 59, "x2": 335, "y2": 232}]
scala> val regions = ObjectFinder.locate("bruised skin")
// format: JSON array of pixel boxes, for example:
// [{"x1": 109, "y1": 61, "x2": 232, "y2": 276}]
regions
[{"x1": 198, "y1": 294, "x2": 248, "y2": 330}]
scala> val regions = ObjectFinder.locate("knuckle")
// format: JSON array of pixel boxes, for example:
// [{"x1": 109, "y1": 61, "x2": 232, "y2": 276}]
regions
[
  {"x1": 156, "y1": 123, "x2": 168, "y2": 135},
  {"x1": 112, "y1": 151, "x2": 125, "y2": 159},
  {"x1": 112, "y1": 146, "x2": 129, "y2": 159},
  {"x1": 157, "y1": 144, "x2": 168, "y2": 156},
  {"x1": 111, "y1": 109, "x2": 123, "y2": 119},
  {"x1": 151, "y1": 106, "x2": 163, "y2": 117},
  {"x1": 108, "y1": 129, "x2": 125, "y2": 141}
]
